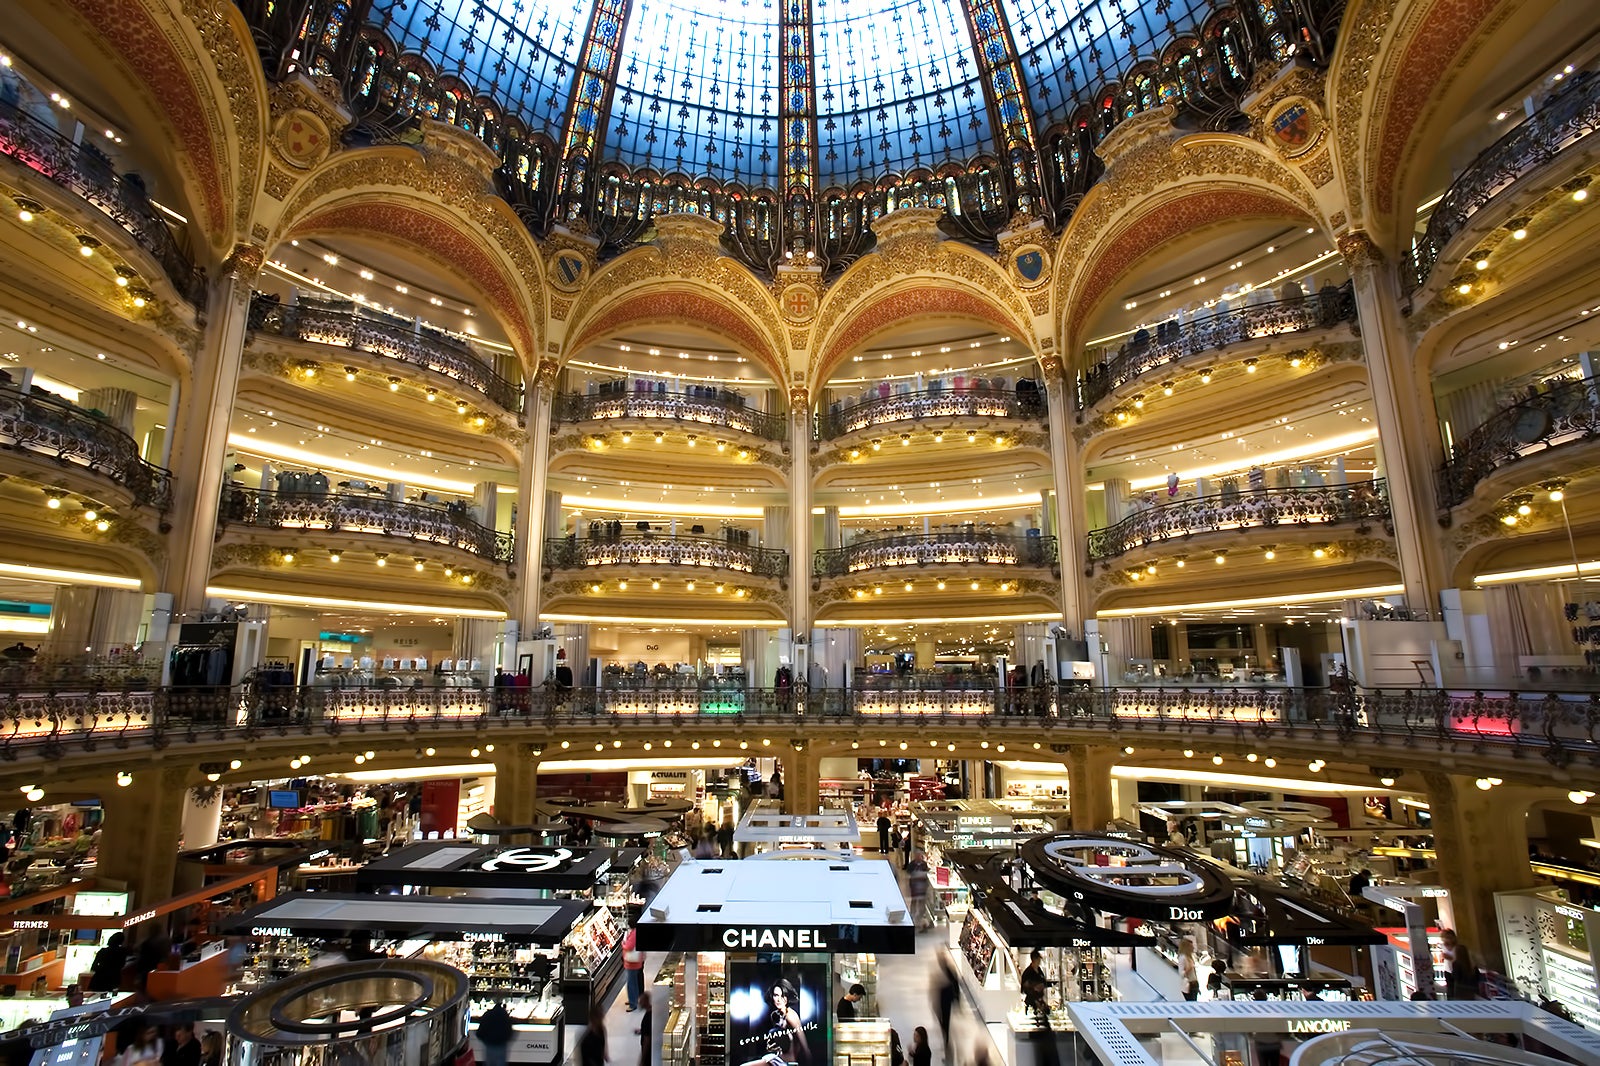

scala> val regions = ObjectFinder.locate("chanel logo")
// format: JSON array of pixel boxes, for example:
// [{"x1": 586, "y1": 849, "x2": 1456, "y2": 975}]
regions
[{"x1": 480, "y1": 847, "x2": 574, "y2": 873}]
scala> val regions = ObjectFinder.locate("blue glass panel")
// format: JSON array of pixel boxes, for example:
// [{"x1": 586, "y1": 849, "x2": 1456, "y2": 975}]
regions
[
  {"x1": 608, "y1": 0, "x2": 780, "y2": 184},
  {"x1": 369, "y1": 0, "x2": 594, "y2": 140},
  {"x1": 813, "y1": 0, "x2": 989, "y2": 185},
  {"x1": 1001, "y1": 0, "x2": 1213, "y2": 131}
]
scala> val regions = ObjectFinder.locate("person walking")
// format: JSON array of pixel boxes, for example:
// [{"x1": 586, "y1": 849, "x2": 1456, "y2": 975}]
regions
[
  {"x1": 909, "y1": 1027, "x2": 931, "y2": 1066},
  {"x1": 906, "y1": 851, "x2": 931, "y2": 931},
  {"x1": 88, "y1": 931, "x2": 128, "y2": 993},
  {"x1": 715, "y1": 815, "x2": 736, "y2": 858},
  {"x1": 877, "y1": 811, "x2": 892, "y2": 854},
  {"x1": 638, "y1": 988, "x2": 654, "y2": 1066},
  {"x1": 1177, "y1": 939, "x2": 1199, "y2": 1001},
  {"x1": 1441, "y1": 929, "x2": 1478, "y2": 1000},
  {"x1": 933, "y1": 954, "x2": 958, "y2": 1051},
  {"x1": 622, "y1": 926, "x2": 646, "y2": 1011},
  {"x1": 476, "y1": 999, "x2": 514, "y2": 1066},
  {"x1": 579, "y1": 1004, "x2": 608, "y2": 1066}
]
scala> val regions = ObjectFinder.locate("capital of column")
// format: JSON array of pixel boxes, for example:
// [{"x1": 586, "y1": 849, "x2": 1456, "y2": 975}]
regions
[
  {"x1": 534, "y1": 357, "x2": 560, "y2": 390},
  {"x1": 788, "y1": 385, "x2": 810, "y2": 411},
  {"x1": 1335, "y1": 230, "x2": 1385, "y2": 272},
  {"x1": 220, "y1": 242, "x2": 266, "y2": 285}
]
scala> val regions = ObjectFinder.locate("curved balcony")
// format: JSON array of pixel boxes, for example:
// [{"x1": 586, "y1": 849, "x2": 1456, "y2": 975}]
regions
[
  {"x1": 813, "y1": 531, "x2": 1059, "y2": 579},
  {"x1": 0, "y1": 97, "x2": 204, "y2": 303},
  {"x1": 219, "y1": 486, "x2": 513, "y2": 565},
  {"x1": 552, "y1": 390, "x2": 787, "y2": 442},
  {"x1": 542, "y1": 532, "x2": 789, "y2": 578},
  {"x1": 248, "y1": 296, "x2": 524, "y2": 415},
  {"x1": 0, "y1": 382, "x2": 172, "y2": 511},
  {"x1": 819, "y1": 387, "x2": 1046, "y2": 440},
  {"x1": 1404, "y1": 73, "x2": 1600, "y2": 295},
  {"x1": 1438, "y1": 376, "x2": 1600, "y2": 508},
  {"x1": 1086, "y1": 480, "x2": 1390, "y2": 563},
  {"x1": 1077, "y1": 282, "x2": 1358, "y2": 412}
]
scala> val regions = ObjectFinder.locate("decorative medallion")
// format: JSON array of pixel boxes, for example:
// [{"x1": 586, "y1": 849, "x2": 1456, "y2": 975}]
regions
[
  {"x1": 1012, "y1": 245, "x2": 1049, "y2": 288},
  {"x1": 1264, "y1": 97, "x2": 1325, "y2": 160},
  {"x1": 550, "y1": 250, "x2": 589, "y2": 292},
  {"x1": 781, "y1": 282, "x2": 818, "y2": 322},
  {"x1": 272, "y1": 109, "x2": 332, "y2": 170}
]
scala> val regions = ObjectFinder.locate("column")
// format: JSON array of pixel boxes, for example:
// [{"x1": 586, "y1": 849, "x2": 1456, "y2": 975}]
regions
[
  {"x1": 1066, "y1": 745, "x2": 1117, "y2": 831},
  {"x1": 1043, "y1": 374, "x2": 1088, "y2": 632},
  {"x1": 788, "y1": 390, "x2": 813, "y2": 646},
  {"x1": 80, "y1": 387, "x2": 137, "y2": 436},
  {"x1": 511, "y1": 361, "x2": 559, "y2": 632},
  {"x1": 1424, "y1": 772, "x2": 1534, "y2": 971},
  {"x1": 97, "y1": 765, "x2": 190, "y2": 906},
  {"x1": 163, "y1": 250, "x2": 260, "y2": 615},
  {"x1": 493, "y1": 744, "x2": 542, "y2": 826},
  {"x1": 779, "y1": 744, "x2": 823, "y2": 815},
  {"x1": 1339, "y1": 232, "x2": 1445, "y2": 610},
  {"x1": 48, "y1": 587, "x2": 145, "y2": 654}
]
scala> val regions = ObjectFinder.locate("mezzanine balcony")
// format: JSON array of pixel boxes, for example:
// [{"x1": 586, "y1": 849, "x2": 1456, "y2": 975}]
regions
[
  {"x1": 0, "y1": 381, "x2": 172, "y2": 511},
  {"x1": 818, "y1": 385, "x2": 1046, "y2": 441},
  {"x1": 552, "y1": 388, "x2": 787, "y2": 442},
  {"x1": 1404, "y1": 71, "x2": 1600, "y2": 297},
  {"x1": 1085, "y1": 480, "x2": 1391, "y2": 563},
  {"x1": 0, "y1": 97, "x2": 203, "y2": 303},
  {"x1": 218, "y1": 485, "x2": 513, "y2": 565},
  {"x1": 813, "y1": 530, "x2": 1060, "y2": 579},
  {"x1": 1077, "y1": 281, "x2": 1358, "y2": 413},
  {"x1": 248, "y1": 296, "x2": 524, "y2": 415},
  {"x1": 1438, "y1": 376, "x2": 1600, "y2": 508},
  {"x1": 542, "y1": 531, "x2": 789, "y2": 579}
]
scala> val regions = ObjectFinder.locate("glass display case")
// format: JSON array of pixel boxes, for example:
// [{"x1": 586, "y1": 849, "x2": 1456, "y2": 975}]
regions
[{"x1": 561, "y1": 904, "x2": 624, "y2": 1015}]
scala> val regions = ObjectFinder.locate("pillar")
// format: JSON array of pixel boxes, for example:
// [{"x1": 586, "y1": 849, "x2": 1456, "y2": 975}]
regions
[
  {"x1": 914, "y1": 639, "x2": 936, "y2": 669},
  {"x1": 1424, "y1": 772, "x2": 1534, "y2": 971},
  {"x1": 164, "y1": 251, "x2": 259, "y2": 615},
  {"x1": 1339, "y1": 232, "x2": 1445, "y2": 610},
  {"x1": 511, "y1": 361, "x2": 558, "y2": 631},
  {"x1": 48, "y1": 587, "x2": 145, "y2": 654},
  {"x1": 1043, "y1": 373, "x2": 1087, "y2": 632},
  {"x1": 493, "y1": 745, "x2": 541, "y2": 826},
  {"x1": 179, "y1": 786, "x2": 223, "y2": 851},
  {"x1": 80, "y1": 386, "x2": 137, "y2": 436},
  {"x1": 97, "y1": 765, "x2": 190, "y2": 906},
  {"x1": 1066, "y1": 745, "x2": 1117, "y2": 831},
  {"x1": 779, "y1": 745, "x2": 823, "y2": 815},
  {"x1": 788, "y1": 390, "x2": 813, "y2": 646}
]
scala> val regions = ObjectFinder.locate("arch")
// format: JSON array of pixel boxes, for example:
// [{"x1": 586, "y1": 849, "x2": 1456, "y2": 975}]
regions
[
  {"x1": 36, "y1": 0, "x2": 268, "y2": 257},
  {"x1": 270, "y1": 147, "x2": 547, "y2": 364},
  {"x1": 564, "y1": 288, "x2": 786, "y2": 386}
]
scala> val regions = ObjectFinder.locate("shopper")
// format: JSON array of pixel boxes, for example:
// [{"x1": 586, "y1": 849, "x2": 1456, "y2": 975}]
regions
[
  {"x1": 1177, "y1": 939, "x2": 1199, "y2": 1001},
  {"x1": 909, "y1": 1027, "x2": 931, "y2": 1066},
  {"x1": 933, "y1": 954, "x2": 958, "y2": 1049},
  {"x1": 88, "y1": 931, "x2": 129, "y2": 992},
  {"x1": 888, "y1": 1028, "x2": 904, "y2": 1066},
  {"x1": 693, "y1": 834, "x2": 716, "y2": 860},
  {"x1": 160, "y1": 1024, "x2": 200, "y2": 1066},
  {"x1": 476, "y1": 999, "x2": 514, "y2": 1066},
  {"x1": 877, "y1": 811, "x2": 892, "y2": 854},
  {"x1": 638, "y1": 987, "x2": 653, "y2": 1066},
  {"x1": 198, "y1": 1033, "x2": 223, "y2": 1066},
  {"x1": 906, "y1": 851, "x2": 931, "y2": 930},
  {"x1": 836, "y1": 983, "x2": 865, "y2": 1020},
  {"x1": 900, "y1": 825, "x2": 912, "y2": 869},
  {"x1": 1441, "y1": 929, "x2": 1478, "y2": 999},
  {"x1": 579, "y1": 1004, "x2": 608, "y2": 1066},
  {"x1": 116, "y1": 1022, "x2": 163, "y2": 1066},
  {"x1": 1020, "y1": 950, "x2": 1048, "y2": 1017},
  {"x1": 716, "y1": 815, "x2": 736, "y2": 858},
  {"x1": 769, "y1": 769, "x2": 783, "y2": 800},
  {"x1": 622, "y1": 926, "x2": 646, "y2": 1011},
  {"x1": 1206, "y1": 958, "x2": 1228, "y2": 999}
]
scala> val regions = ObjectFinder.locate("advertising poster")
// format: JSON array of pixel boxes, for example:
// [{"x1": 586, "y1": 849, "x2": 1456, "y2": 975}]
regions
[{"x1": 727, "y1": 955, "x2": 829, "y2": 1066}]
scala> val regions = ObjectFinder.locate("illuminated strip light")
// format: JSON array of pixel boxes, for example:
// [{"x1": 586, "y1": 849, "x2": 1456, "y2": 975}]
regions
[
  {"x1": 226, "y1": 435, "x2": 478, "y2": 494},
  {"x1": 1474, "y1": 560, "x2": 1600, "y2": 584},
  {"x1": 261, "y1": 263, "x2": 513, "y2": 354},
  {"x1": 206, "y1": 586, "x2": 505, "y2": 619},
  {"x1": 810, "y1": 490, "x2": 1045, "y2": 518},
  {"x1": 0, "y1": 563, "x2": 142, "y2": 589},
  {"x1": 1111, "y1": 765, "x2": 1398, "y2": 794},
  {"x1": 337, "y1": 763, "x2": 496, "y2": 783},
  {"x1": 327, "y1": 708, "x2": 486, "y2": 721},
  {"x1": 539, "y1": 613, "x2": 786, "y2": 628},
  {"x1": 563, "y1": 496, "x2": 765, "y2": 518},
  {"x1": 535, "y1": 757, "x2": 747, "y2": 773},
  {"x1": 0, "y1": 619, "x2": 51, "y2": 635},
  {"x1": 1095, "y1": 584, "x2": 1405, "y2": 618},
  {"x1": 812, "y1": 611, "x2": 1064, "y2": 626},
  {"x1": 1125, "y1": 429, "x2": 1379, "y2": 490}
]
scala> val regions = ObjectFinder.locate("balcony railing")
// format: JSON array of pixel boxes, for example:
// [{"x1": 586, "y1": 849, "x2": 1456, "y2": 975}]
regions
[
  {"x1": 1077, "y1": 281, "x2": 1358, "y2": 411},
  {"x1": 819, "y1": 387, "x2": 1047, "y2": 440},
  {"x1": 814, "y1": 531, "x2": 1059, "y2": 578},
  {"x1": 219, "y1": 486, "x2": 513, "y2": 565},
  {"x1": 552, "y1": 390, "x2": 787, "y2": 442},
  {"x1": 1404, "y1": 73, "x2": 1600, "y2": 295},
  {"x1": 1086, "y1": 480, "x2": 1390, "y2": 562},
  {"x1": 0, "y1": 382, "x2": 172, "y2": 511},
  {"x1": 1438, "y1": 376, "x2": 1600, "y2": 508},
  {"x1": 543, "y1": 532, "x2": 789, "y2": 578},
  {"x1": 0, "y1": 97, "x2": 204, "y2": 304},
  {"x1": 0, "y1": 686, "x2": 1592, "y2": 771},
  {"x1": 248, "y1": 296, "x2": 524, "y2": 414}
]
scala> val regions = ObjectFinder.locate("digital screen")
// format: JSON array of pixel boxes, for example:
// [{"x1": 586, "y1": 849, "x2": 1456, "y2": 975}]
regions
[
  {"x1": 727, "y1": 956, "x2": 829, "y2": 1066},
  {"x1": 268, "y1": 790, "x2": 302, "y2": 810},
  {"x1": 1276, "y1": 944, "x2": 1303, "y2": 977}
]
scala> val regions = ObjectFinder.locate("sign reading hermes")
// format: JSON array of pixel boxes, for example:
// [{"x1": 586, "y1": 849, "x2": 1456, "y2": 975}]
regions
[{"x1": 721, "y1": 927, "x2": 830, "y2": 949}]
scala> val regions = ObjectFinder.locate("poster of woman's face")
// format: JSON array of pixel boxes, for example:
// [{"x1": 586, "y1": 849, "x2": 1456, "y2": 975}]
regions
[{"x1": 728, "y1": 956, "x2": 828, "y2": 1066}]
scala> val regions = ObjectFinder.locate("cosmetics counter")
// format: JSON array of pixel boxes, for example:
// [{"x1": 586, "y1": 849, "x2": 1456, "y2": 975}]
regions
[{"x1": 1498, "y1": 887, "x2": 1600, "y2": 1031}]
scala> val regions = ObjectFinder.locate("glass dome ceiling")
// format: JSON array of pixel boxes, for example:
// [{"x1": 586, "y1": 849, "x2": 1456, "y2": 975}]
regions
[{"x1": 370, "y1": 0, "x2": 1216, "y2": 185}]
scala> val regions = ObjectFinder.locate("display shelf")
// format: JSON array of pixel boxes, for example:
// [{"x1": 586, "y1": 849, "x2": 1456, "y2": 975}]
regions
[
  {"x1": 835, "y1": 1018, "x2": 892, "y2": 1066},
  {"x1": 1542, "y1": 948, "x2": 1600, "y2": 1030}
]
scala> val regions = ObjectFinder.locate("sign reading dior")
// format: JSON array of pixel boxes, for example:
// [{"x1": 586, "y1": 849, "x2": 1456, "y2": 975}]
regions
[{"x1": 720, "y1": 927, "x2": 830, "y2": 949}]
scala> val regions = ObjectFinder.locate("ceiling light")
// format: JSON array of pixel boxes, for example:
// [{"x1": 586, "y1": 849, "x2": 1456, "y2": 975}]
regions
[
  {"x1": 1264, "y1": 758, "x2": 1276, "y2": 768},
  {"x1": 44, "y1": 492, "x2": 63, "y2": 510},
  {"x1": 230, "y1": 760, "x2": 242, "y2": 769},
  {"x1": 375, "y1": 553, "x2": 388, "y2": 567},
  {"x1": 1379, "y1": 776, "x2": 1395, "y2": 787},
  {"x1": 1211, "y1": 754, "x2": 1223, "y2": 765},
  {"x1": 280, "y1": 549, "x2": 296, "y2": 563},
  {"x1": 24, "y1": 789, "x2": 43, "y2": 802},
  {"x1": 114, "y1": 266, "x2": 136, "y2": 286},
  {"x1": 388, "y1": 377, "x2": 401, "y2": 391},
  {"x1": 14, "y1": 197, "x2": 42, "y2": 222},
  {"x1": 76, "y1": 235, "x2": 100, "y2": 257}
]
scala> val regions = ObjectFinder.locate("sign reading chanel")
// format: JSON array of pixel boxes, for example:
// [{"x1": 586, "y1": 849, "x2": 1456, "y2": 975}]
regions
[{"x1": 720, "y1": 927, "x2": 830, "y2": 949}]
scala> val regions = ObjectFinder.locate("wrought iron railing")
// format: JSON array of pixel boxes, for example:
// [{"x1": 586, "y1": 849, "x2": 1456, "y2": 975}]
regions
[
  {"x1": 814, "y1": 532, "x2": 1059, "y2": 577},
  {"x1": 1437, "y1": 376, "x2": 1600, "y2": 508},
  {"x1": 552, "y1": 390, "x2": 787, "y2": 442},
  {"x1": 543, "y1": 533, "x2": 789, "y2": 578},
  {"x1": 1077, "y1": 281, "x2": 1358, "y2": 411},
  {"x1": 0, "y1": 686, "x2": 1592, "y2": 771},
  {"x1": 0, "y1": 97, "x2": 204, "y2": 303},
  {"x1": 1086, "y1": 480, "x2": 1390, "y2": 562},
  {"x1": 1404, "y1": 73, "x2": 1600, "y2": 295},
  {"x1": 0, "y1": 382, "x2": 173, "y2": 511},
  {"x1": 248, "y1": 296, "x2": 524, "y2": 414},
  {"x1": 819, "y1": 387, "x2": 1047, "y2": 439},
  {"x1": 219, "y1": 486, "x2": 513, "y2": 565}
]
